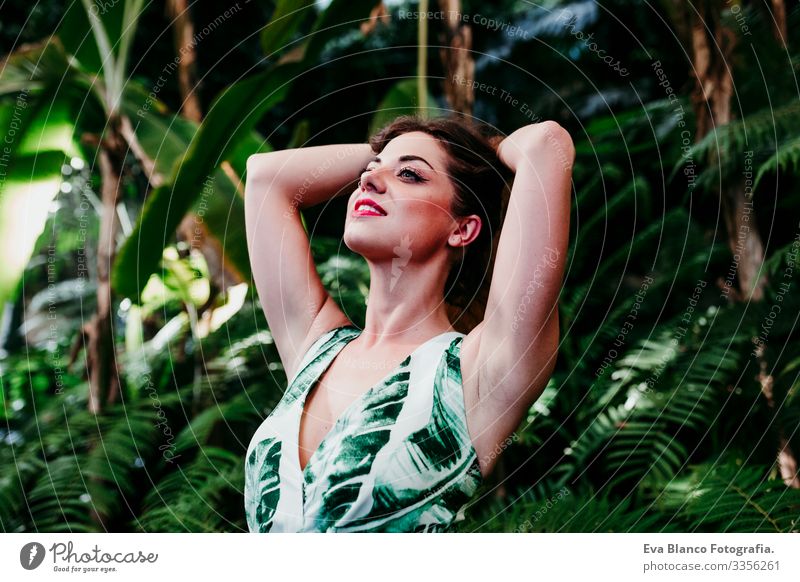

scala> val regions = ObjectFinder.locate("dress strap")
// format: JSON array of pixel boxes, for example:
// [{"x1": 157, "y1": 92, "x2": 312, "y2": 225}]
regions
[{"x1": 286, "y1": 324, "x2": 358, "y2": 387}]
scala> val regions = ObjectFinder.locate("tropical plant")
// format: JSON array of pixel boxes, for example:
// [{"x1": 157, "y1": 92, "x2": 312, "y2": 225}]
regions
[{"x1": 2, "y1": 0, "x2": 800, "y2": 534}]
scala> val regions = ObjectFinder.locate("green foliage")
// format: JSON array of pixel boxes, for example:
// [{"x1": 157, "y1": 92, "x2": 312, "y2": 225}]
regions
[
  {"x1": 4, "y1": 0, "x2": 800, "y2": 534},
  {"x1": 687, "y1": 101, "x2": 800, "y2": 194},
  {"x1": 259, "y1": 0, "x2": 316, "y2": 57},
  {"x1": 660, "y1": 459, "x2": 800, "y2": 532},
  {"x1": 453, "y1": 485, "x2": 681, "y2": 532},
  {"x1": 0, "y1": 40, "x2": 81, "y2": 323},
  {"x1": 756, "y1": 134, "x2": 800, "y2": 188},
  {"x1": 368, "y1": 78, "x2": 440, "y2": 136},
  {"x1": 113, "y1": 0, "x2": 380, "y2": 303},
  {"x1": 137, "y1": 447, "x2": 244, "y2": 532},
  {"x1": 0, "y1": 286, "x2": 288, "y2": 531}
]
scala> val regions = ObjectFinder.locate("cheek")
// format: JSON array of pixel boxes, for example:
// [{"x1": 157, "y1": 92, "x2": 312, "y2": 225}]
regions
[
  {"x1": 402, "y1": 191, "x2": 453, "y2": 217},
  {"x1": 395, "y1": 200, "x2": 455, "y2": 247},
  {"x1": 406, "y1": 197, "x2": 454, "y2": 228}
]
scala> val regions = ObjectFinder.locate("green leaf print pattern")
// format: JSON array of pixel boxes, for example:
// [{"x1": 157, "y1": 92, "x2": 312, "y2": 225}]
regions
[
  {"x1": 276, "y1": 328, "x2": 362, "y2": 414},
  {"x1": 331, "y1": 338, "x2": 482, "y2": 532},
  {"x1": 245, "y1": 436, "x2": 282, "y2": 533},
  {"x1": 303, "y1": 361, "x2": 411, "y2": 529},
  {"x1": 245, "y1": 326, "x2": 483, "y2": 532}
]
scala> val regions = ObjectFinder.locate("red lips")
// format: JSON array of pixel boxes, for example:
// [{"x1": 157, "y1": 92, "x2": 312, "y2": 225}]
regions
[{"x1": 353, "y1": 197, "x2": 387, "y2": 216}]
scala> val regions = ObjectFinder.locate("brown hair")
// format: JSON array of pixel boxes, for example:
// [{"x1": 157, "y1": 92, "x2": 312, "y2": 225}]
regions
[{"x1": 368, "y1": 114, "x2": 511, "y2": 332}]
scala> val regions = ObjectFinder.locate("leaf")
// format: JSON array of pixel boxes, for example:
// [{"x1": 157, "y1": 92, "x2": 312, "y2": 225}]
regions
[
  {"x1": 664, "y1": 460, "x2": 800, "y2": 532},
  {"x1": 755, "y1": 134, "x2": 800, "y2": 189},
  {"x1": 0, "y1": 91, "x2": 78, "y2": 323},
  {"x1": 260, "y1": 0, "x2": 316, "y2": 57},
  {"x1": 113, "y1": 0, "x2": 378, "y2": 302},
  {"x1": 0, "y1": 40, "x2": 78, "y2": 96},
  {"x1": 368, "y1": 78, "x2": 439, "y2": 137},
  {"x1": 112, "y1": 84, "x2": 268, "y2": 297},
  {"x1": 302, "y1": 0, "x2": 376, "y2": 60}
]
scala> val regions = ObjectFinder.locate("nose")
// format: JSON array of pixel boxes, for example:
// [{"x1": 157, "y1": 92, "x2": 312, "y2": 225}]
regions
[{"x1": 359, "y1": 167, "x2": 387, "y2": 194}]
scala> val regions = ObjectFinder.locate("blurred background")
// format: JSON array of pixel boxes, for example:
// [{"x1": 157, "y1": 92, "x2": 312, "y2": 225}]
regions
[{"x1": 1, "y1": 0, "x2": 799, "y2": 532}]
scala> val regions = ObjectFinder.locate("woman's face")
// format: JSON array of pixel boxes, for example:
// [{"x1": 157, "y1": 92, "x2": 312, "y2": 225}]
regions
[{"x1": 344, "y1": 131, "x2": 468, "y2": 264}]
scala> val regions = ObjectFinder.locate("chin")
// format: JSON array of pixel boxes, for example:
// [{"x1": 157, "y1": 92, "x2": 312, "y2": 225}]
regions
[
  {"x1": 343, "y1": 225, "x2": 375, "y2": 254},
  {"x1": 343, "y1": 222, "x2": 396, "y2": 258}
]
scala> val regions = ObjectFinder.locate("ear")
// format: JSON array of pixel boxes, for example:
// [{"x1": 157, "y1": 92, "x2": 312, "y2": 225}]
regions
[{"x1": 448, "y1": 215, "x2": 482, "y2": 248}]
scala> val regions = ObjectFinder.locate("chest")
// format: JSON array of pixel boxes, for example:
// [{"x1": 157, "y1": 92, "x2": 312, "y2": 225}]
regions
[
  {"x1": 297, "y1": 345, "x2": 414, "y2": 469},
  {"x1": 303, "y1": 353, "x2": 400, "y2": 426}
]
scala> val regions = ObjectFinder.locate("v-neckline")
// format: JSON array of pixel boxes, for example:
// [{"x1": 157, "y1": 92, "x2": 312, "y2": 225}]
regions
[{"x1": 295, "y1": 325, "x2": 460, "y2": 482}]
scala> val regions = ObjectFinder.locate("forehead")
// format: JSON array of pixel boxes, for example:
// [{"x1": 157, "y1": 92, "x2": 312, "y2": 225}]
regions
[{"x1": 379, "y1": 131, "x2": 448, "y2": 170}]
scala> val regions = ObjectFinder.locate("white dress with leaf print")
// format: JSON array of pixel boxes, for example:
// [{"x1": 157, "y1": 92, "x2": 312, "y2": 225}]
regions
[{"x1": 244, "y1": 324, "x2": 484, "y2": 532}]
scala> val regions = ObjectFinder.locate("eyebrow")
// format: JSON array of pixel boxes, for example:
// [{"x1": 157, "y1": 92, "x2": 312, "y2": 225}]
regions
[{"x1": 369, "y1": 155, "x2": 435, "y2": 170}]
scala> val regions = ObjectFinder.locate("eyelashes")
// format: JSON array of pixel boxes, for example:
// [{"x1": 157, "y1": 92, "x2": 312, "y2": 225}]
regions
[
  {"x1": 399, "y1": 167, "x2": 427, "y2": 182},
  {"x1": 358, "y1": 166, "x2": 428, "y2": 183}
]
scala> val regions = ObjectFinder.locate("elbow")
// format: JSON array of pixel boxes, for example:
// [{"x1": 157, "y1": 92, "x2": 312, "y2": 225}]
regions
[
  {"x1": 540, "y1": 120, "x2": 573, "y2": 146},
  {"x1": 246, "y1": 153, "x2": 273, "y2": 185},
  {"x1": 528, "y1": 121, "x2": 575, "y2": 169},
  {"x1": 546, "y1": 122, "x2": 576, "y2": 167},
  {"x1": 245, "y1": 153, "x2": 283, "y2": 201}
]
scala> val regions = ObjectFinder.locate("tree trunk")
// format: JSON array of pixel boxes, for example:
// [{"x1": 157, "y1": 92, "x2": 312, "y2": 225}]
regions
[
  {"x1": 688, "y1": 0, "x2": 767, "y2": 301},
  {"x1": 86, "y1": 116, "x2": 126, "y2": 413},
  {"x1": 685, "y1": 0, "x2": 792, "y2": 485},
  {"x1": 167, "y1": 0, "x2": 202, "y2": 124},
  {"x1": 360, "y1": 2, "x2": 389, "y2": 35},
  {"x1": 167, "y1": 0, "x2": 243, "y2": 297},
  {"x1": 756, "y1": 348, "x2": 800, "y2": 488},
  {"x1": 435, "y1": 0, "x2": 494, "y2": 335},
  {"x1": 769, "y1": 0, "x2": 787, "y2": 47},
  {"x1": 438, "y1": 0, "x2": 474, "y2": 117}
]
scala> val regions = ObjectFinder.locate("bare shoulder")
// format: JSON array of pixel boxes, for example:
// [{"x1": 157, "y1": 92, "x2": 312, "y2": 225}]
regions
[{"x1": 281, "y1": 298, "x2": 353, "y2": 382}]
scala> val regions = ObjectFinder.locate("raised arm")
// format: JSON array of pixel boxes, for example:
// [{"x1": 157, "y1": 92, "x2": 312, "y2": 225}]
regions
[
  {"x1": 464, "y1": 121, "x2": 574, "y2": 449},
  {"x1": 244, "y1": 143, "x2": 375, "y2": 380}
]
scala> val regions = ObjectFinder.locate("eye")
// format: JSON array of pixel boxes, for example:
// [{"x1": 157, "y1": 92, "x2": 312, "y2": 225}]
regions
[{"x1": 398, "y1": 167, "x2": 427, "y2": 182}]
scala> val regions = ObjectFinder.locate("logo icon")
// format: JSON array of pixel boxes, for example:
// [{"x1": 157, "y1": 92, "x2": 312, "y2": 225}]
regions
[
  {"x1": 20, "y1": 542, "x2": 46, "y2": 570},
  {"x1": 390, "y1": 234, "x2": 413, "y2": 291}
]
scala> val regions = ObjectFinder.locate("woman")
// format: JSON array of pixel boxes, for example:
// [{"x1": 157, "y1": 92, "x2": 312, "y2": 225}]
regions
[{"x1": 243, "y1": 115, "x2": 573, "y2": 532}]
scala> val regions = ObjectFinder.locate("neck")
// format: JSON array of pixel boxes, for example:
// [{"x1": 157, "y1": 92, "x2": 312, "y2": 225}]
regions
[{"x1": 359, "y1": 254, "x2": 455, "y2": 348}]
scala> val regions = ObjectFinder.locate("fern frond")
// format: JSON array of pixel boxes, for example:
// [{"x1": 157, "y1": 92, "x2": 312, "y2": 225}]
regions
[
  {"x1": 661, "y1": 460, "x2": 800, "y2": 532},
  {"x1": 137, "y1": 447, "x2": 244, "y2": 532},
  {"x1": 453, "y1": 484, "x2": 680, "y2": 532},
  {"x1": 755, "y1": 134, "x2": 800, "y2": 188}
]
